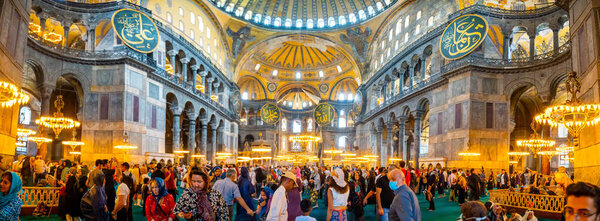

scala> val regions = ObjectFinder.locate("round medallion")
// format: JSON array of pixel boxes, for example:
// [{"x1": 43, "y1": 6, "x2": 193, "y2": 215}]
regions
[
  {"x1": 111, "y1": 9, "x2": 160, "y2": 53},
  {"x1": 439, "y1": 14, "x2": 488, "y2": 60},
  {"x1": 319, "y1": 84, "x2": 329, "y2": 93},
  {"x1": 267, "y1": 83, "x2": 277, "y2": 92},
  {"x1": 260, "y1": 103, "x2": 281, "y2": 124},
  {"x1": 313, "y1": 103, "x2": 336, "y2": 126}
]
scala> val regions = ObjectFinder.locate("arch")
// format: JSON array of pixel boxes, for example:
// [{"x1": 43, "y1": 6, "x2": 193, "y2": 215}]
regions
[
  {"x1": 238, "y1": 75, "x2": 267, "y2": 100},
  {"x1": 329, "y1": 77, "x2": 359, "y2": 101},
  {"x1": 166, "y1": 92, "x2": 179, "y2": 107},
  {"x1": 417, "y1": 98, "x2": 430, "y2": 112},
  {"x1": 56, "y1": 74, "x2": 85, "y2": 110},
  {"x1": 199, "y1": 107, "x2": 207, "y2": 120},
  {"x1": 184, "y1": 101, "x2": 195, "y2": 113},
  {"x1": 401, "y1": 105, "x2": 411, "y2": 117}
]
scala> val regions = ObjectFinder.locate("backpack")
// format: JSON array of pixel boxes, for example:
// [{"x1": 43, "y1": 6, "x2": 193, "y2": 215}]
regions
[{"x1": 80, "y1": 189, "x2": 95, "y2": 220}]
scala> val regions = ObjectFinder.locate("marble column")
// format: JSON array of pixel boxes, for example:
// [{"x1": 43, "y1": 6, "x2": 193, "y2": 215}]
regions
[
  {"x1": 399, "y1": 69, "x2": 405, "y2": 93},
  {"x1": 171, "y1": 107, "x2": 181, "y2": 151},
  {"x1": 86, "y1": 24, "x2": 96, "y2": 51},
  {"x1": 376, "y1": 126, "x2": 384, "y2": 167},
  {"x1": 398, "y1": 116, "x2": 406, "y2": 160},
  {"x1": 212, "y1": 82, "x2": 220, "y2": 103},
  {"x1": 39, "y1": 85, "x2": 53, "y2": 116},
  {"x1": 190, "y1": 65, "x2": 199, "y2": 92},
  {"x1": 211, "y1": 126, "x2": 217, "y2": 164},
  {"x1": 63, "y1": 21, "x2": 71, "y2": 47},
  {"x1": 414, "y1": 111, "x2": 423, "y2": 168},
  {"x1": 167, "y1": 50, "x2": 177, "y2": 74},
  {"x1": 387, "y1": 123, "x2": 395, "y2": 165},
  {"x1": 503, "y1": 35, "x2": 511, "y2": 60},
  {"x1": 206, "y1": 77, "x2": 214, "y2": 96},
  {"x1": 421, "y1": 56, "x2": 427, "y2": 80},
  {"x1": 409, "y1": 64, "x2": 415, "y2": 89},
  {"x1": 187, "y1": 112, "x2": 196, "y2": 165},
  {"x1": 39, "y1": 16, "x2": 47, "y2": 38},
  {"x1": 552, "y1": 28, "x2": 559, "y2": 56},
  {"x1": 529, "y1": 35, "x2": 536, "y2": 60},
  {"x1": 199, "y1": 71, "x2": 207, "y2": 93},
  {"x1": 180, "y1": 58, "x2": 189, "y2": 84},
  {"x1": 201, "y1": 121, "x2": 208, "y2": 157}
]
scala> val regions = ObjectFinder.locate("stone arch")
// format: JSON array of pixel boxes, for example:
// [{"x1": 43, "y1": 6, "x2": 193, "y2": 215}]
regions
[
  {"x1": 401, "y1": 105, "x2": 411, "y2": 117},
  {"x1": 417, "y1": 98, "x2": 430, "y2": 112}
]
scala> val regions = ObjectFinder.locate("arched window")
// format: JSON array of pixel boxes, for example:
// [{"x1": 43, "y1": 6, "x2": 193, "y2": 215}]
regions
[
  {"x1": 190, "y1": 12, "x2": 195, "y2": 24},
  {"x1": 293, "y1": 120, "x2": 302, "y2": 133},
  {"x1": 358, "y1": 10, "x2": 366, "y2": 20},
  {"x1": 396, "y1": 19, "x2": 402, "y2": 35},
  {"x1": 347, "y1": 93, "x2": 353, "y2": 101},
  {"x1": 179, "y1": 21, "x2": 184, "y2": 31},
  {"x1": 274, "y1": 17, "x2": 282, "y2": 27},
  {"x1": 558, "y1": 124, "x2": 568, "y2": 138},
  {"x1": 415, "y1": 24, "x2": 420, "y2": 34},
  {"x1": 254, "y1": 14, "x2": 262, "y2": 23},
  {"x1": 241, "y1": 92, "x2": 248, "y2": 100},
  {"x1": 284, "y1": 18, "x2": 292, "y2": 27},
  {"x1": 244, "y1": 11, "x2": 253, "y2": 20},
  {"x1": 198, "y1": 16, "x2": 204, "y2": 31},
  {"x1": 307, "y1": 19, "x2": 314, "y2": 29},
  {"x1": 166, "y1": 12, "x2": 173, "y2": 24},
  {"x1": 388, "y1": 32, "x2": 393, "y2": 41},
  {"x1": 405, "y1": 16, "x2": 410, "y2": 28},
  {"x1": 206, "y1": 28, "x2": 211, "y2": 39},
  {"x1": 338, "y1": 93, "x2": 345, "y2": 101},
  {"x1": 417, "y1": 11, "x2": 422, "y2": 20},
  {"x1": 317, "y1": 18, "x2": 325, "y2": 28},
  {"x1": 295, "y1": 19, "x2": 302, "y2": 28},
  {"x1": 339, "y1": 16, "x2": 346, "y2": 26},
  {"x1": 307, "y1": 118, "x2": 313, "y2": 132},
  {"x1": 338, "y1": 110, "x2": 347, "y2": 128},
  {"x1": 281, "y1": 118, "x2": 287, "y2": 131},
  {"x1": 349, "y1": 13, "x2": 357, "y2": 23},
  {"x1": 264, "y1": 16, "x2": 272, "y2": 25},
  {"x1": 282, "y1": 135, "x2": 287, "y2": 151},
  {"x1": 179, "y1": 7, "x2": 184, "y2": 16},
  {"x1": 328, "y1": 17, "x2": 336, "y2": 27},
  {"x1": 190, "y1": 29, "x2": 195, "y2": 39},
  {"x1": 428, "y1": 16, "x2": 434, "y2": 27},
  {"x1": 338, "y1": 136, "x2": 346, "y2": 148}
]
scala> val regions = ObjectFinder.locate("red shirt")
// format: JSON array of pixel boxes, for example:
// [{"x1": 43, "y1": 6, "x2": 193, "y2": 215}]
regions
[
  {"x1": 401, "y1": 169, "x2": 411, "y2": 186},
  {"x1": 165, "y1": 171, "x2": 176, "y2": 190},
  {"x1": 145, "y1": 194, "x2": 176, "y2": 221}
]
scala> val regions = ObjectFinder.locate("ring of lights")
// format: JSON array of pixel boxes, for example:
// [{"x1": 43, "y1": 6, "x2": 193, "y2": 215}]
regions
[
  {"x1": 0, "y1": 81, "x2": 29, "y2": 108},
  {"x1": 289, "y1": 135, "x2": 321, "y2": 143}
]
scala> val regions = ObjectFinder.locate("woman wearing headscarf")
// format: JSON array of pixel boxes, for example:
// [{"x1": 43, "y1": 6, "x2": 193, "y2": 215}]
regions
[
  {"x1": 65, "y1": 167, "x2": 82, "y2": 220},
  {"x1": 348, "y1": 170, "x2": 365, "y2": 221},
  {"x1": 20, "y1": 156, "x2": 34, "y2": 186},
  {"x1": 236, "y1": 167, "x2": 256, "y2": 221},
  {"x1": 255, "y1": 186, "x2": 273, "y2": 221},
  {"x1": 80, "y1": 171, "x2": 108, "y2": 221},
  {"x1": 327, "y1": 168, "x2": 350, "y2": 221},
  {"x1": 145, "y1": 177, "x2": 176, "y2": 221},
  {"x1": 522, "y1": 210, "x2": 538, "y2": 221},
  {"x1": 255, "y1": 167, "x2": 266, "y2": 195},
  {"x1": 208, "y1": 166, "x2": 222, "y2": 186},
  {"x1": 287, "y1": 169, "x2": 304, "y2": 221},
  {"x1": 0, "y1": 172, "x2": 23, "y2": 220},
  {"x1": 174, "y1": 168, "x2": 228, "y2": 221}
]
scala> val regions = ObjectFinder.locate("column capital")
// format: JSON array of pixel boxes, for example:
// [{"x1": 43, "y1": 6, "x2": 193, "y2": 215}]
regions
[
  {"x1": 199, "y1": 71, "x2": 208, "y2": 77},
  {"x1": 413, "y1": 110, "x2": 425, "y2": 118},
  {"x1": 186, "y1": 111, "x2": 197, "y2": 119},
  {"x1": 170, "y1": 106, "x2": 181, "y2": 114},
  {"x1": 167, "y1": 50, "x2": 177, "y2": 56},
  {"x1": 397, "y1": 115, "x2": 408, "y2": 123},
  {"x1": 180, "y1": 58, "x2": 190, "y2": 64},
  {"x1": 206, "y1": 77, "x2": 214, "y2": 83},
  {"x1": 190, "y1": 64, "x2": 200, "y2": 71},
  {"x1": 212, "y1": 82, "x2": 221, "y2": 88},
  {"x1": 62, "y1": 20, "x2": 73, "y2": 28}
]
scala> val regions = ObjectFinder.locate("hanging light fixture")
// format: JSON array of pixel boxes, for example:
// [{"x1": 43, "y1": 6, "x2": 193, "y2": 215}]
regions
[
  {"x1": 17, "y1": 128, "x2": 36, "y2": 137},
  {"x1": 114, "y1": 132, "x2": 137, "y2": 149},
  {"x1": 62, "y1": 130, "x2": 84, "y2": 156},
  {"x1": 516, "y1": 121, "x2": 555, "y2": 155},
  {"x1": 0, "y1": 81, "x2": 29, "y2": 108},
  {"x1": 289, "y1": 134, "x2": 321, "y2": 143},
  {"x1": 36, "y1": 95, "x2": 81, "y2": 138},
  {"x1": 535, "y1": 71, "x2": 600, "y2": 140},
  {"x1": 458, "y1": 140, "x2": 481, "y2": 157}
]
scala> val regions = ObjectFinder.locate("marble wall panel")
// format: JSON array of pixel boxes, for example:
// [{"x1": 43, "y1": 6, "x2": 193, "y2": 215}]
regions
[
  {"x1": 470, "y1": 101, "x2": 485, "y2": 130},
  {"x1": 97, "y1": 69, "x2": 114, "y2": 86},
  {"x1": 85, "y1": 93, "x2": 99, "y2": 120},
  {"x1": 109, "y1": 93, "x2": 123, "y2": 121},
  {"x1": 128, "y1": 69, "x2": 144, "y2": 90},
  {"x1": 93, "y1": 130, "x2": 113, "y2": 154},
  {"x1": 149, "y1": 82, "x2": 160, "y2": 100},
  {"x1": 480, "y1": 138, "x2": 499, "y2": 161},
  {"x1": 451, "y1": 78, "x2": 467, "y2": 97},
  {"x1": 483, "y1": 78, "x2": 498, "y2": 94},
  {"x1": 470, "y1": 76, "x2": 479, "y2": 93},
  {"x1": 495, "y1": 103, "x2": 508, "y2": 129}
]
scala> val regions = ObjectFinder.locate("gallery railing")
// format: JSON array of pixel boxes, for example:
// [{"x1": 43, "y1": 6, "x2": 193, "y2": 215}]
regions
[
  {"x1": 488, "y1": 189, "x2": 564, "y2": 213},
  {"x1": 19, "y1": 187, "x2": 61, "y2": 208}
]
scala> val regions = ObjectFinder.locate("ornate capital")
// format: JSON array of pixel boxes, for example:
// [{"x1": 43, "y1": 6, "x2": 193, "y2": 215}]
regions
[
  {"x1": 190, "y1": 64, "x2": 200, "y2": 71},
  {"x1": 199, "y1": 71, "x2": 208, "y2": 77},
  {"x1": 397, "y1": 116, "x2": 407, "y2": 124},
  {"x1": 180, "y1": 58, "x2": 190, "y2": 64},
  {"x1": 212, "y1": 82, "x2": 220, "y2": 88},
  {"x1": 206, "y1": 77, "x2": 214, "y2": 83},
  {"x1": 170, "y1": 106, "x2": 181, "y2": 114},
  {"x1": 186, "y1": 110, "x2": 197, "y2": 119},
  {"x1": 167, "y1": 50, "x2": 177, "y2": 56},
  {"x1": 413, "y1": 110, "x2": 424, "y2": 119}
]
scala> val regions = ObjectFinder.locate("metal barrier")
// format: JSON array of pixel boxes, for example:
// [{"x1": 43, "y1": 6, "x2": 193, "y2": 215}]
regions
[
  {"x1": 489, "y1": 189, "x2": 564, "y2": 213},
  {"x1": 19, "y1": 187, "x2": 61, "y2": 208}
]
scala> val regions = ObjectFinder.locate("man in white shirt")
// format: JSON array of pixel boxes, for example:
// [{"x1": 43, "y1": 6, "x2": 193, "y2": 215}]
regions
[
  {"x1": 112, "y1": 170, "x2": 130, "y2": 221},
  {"x1": 267, "y1": 171, "x2": 297, "y2": 221},
  {"x1": 33, "y1": 156, "x2": 46, "y2": 184}
]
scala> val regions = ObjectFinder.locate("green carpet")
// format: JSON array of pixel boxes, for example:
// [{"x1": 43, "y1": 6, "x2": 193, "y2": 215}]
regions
[{"x1": 21, "y1": 189, "x2": 556, "y2": 220}]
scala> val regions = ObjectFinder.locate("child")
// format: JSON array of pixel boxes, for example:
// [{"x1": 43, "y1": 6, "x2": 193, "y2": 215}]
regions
[
  {"x1": 141, "y1": 177, "x2": 150, "y2": 216},
  {"x1": 295, "y1": 199, "x2": 316, "y2": 221},
  {"x1": 255, "y1": 187, "x2": 273, "y2": 221}
]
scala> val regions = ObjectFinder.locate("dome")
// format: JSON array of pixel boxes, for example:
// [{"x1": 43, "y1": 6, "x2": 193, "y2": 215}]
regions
[{"x1": 206, "y1": 0, "x2": 399, "y2": 30}]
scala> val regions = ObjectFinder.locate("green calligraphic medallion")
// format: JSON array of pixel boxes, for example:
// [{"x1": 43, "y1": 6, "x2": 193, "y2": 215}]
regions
[
  {"x1": 112, "y1": 9, "x2": 160, "y2": 53},
  {"x1": 439, "y1": 14, "x2": 488, "y2": 60},
  {"x1": 230, "y1": 91, "x2": 242, "y2": 115},
  {"x1": 260, "y1": 103, "x2": 281, "y2": 124},
  {"x1": 313, "y1": 103, "x2": 336, "y2": 126}
]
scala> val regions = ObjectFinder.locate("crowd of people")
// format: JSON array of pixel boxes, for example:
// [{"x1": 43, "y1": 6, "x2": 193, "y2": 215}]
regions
[{"x1": 0, "y1": 154, "x2": 596, "y2": 221}]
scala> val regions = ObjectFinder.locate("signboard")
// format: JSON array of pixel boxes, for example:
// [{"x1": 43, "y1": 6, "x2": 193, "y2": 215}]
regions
[
  {"x1": 439, "y1": 14, "x2": 488, "y2": 60},
  {"x1": 313, "y1": 103, "x2": 336, "y2": 126},
  {"x1": 112, "y1": 9, "x2": 160, "y2": 53},
  {"x1": 260, "y1": 103, "x2": 281, "y2": 124}
]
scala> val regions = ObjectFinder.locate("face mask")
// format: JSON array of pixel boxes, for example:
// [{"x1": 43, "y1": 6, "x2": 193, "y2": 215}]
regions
[{"x1": 389, "y1": 181, "x2": 399, "y2": 191}]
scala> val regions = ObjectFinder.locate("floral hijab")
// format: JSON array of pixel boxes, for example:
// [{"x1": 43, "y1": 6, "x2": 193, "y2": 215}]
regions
[{"x1": 0, "y1": 172, "x2": 22, "y2": 208}]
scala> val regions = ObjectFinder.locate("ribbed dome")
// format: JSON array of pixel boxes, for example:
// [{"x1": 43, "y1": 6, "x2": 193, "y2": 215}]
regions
[{"x1": 207, "y1": 0, "x2": 399, "y2": 30}]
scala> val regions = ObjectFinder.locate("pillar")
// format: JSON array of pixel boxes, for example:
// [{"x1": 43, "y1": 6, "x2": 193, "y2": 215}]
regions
[
  {"x1": 398, "y1": 116, "x2": 406, "y2": 161},
  {"x1": 387, "y1": 123, "x2": 395, "y2": 165},
  {"x1": 180, "y1": 58, "x2": 189, "y2": 83},
  {"x1": 409, "y1": 64, "x2": 415, "y2": 89},
  {"x1": 199, "y1": 71, "x2": 207, "y2": 93},
  {"x1": 167, "y1": 50, "x2": 177, "y2": 74},
  {"x1": 552, "y1": 28, "x2": 559, "y2": 56},
  {"x1": 63, "y1": 21, "x2": 71, "y2": 47},
  {"x1": 187, "y1": 112, "x2": 196, "y2": 165},
  {"x1": 39, "y1": 16, "x2": 47, "y2": 39},
  {"x1": 201, "y1": 121, "x2": 208, "y2": 158},
  {"x1": 529, "y1": 35, "x2": 536, "y2": 60},
  {"x1": 376, "y1": 126, "x2": 384, "y2": 167},
  {"x1": 503, "y1": 35, "x2": 511, "y2": 60},
  {"x1": 39, "y1": 84, "x2": 53, "y2": 116},
  {"x1": 211, "y1": 126, "x2": 217, "y2": 164},
  {"x1": 212, "y1": 82, "x2": 220, "y2": 102},
  {"x1": 420, "y1": 56, "x2": 427, "y2": 81},
  {"x1": 190, "y1": 65, "x2": 199, "y2": 92},
  {"x1": 206, "y1": 77, "x2": 214, "y2": 96},
  {"x1": 171, "y1": 107, "x2": 181, "y2": 151},
  {"x1": 414, "y1": 111, "x2": 423, "y2": 168},
  {"x1": 399, "y1": 69, "x2": 404, "y2": 93},
  {"x1": 86, "y1": 24, "x2": 96, "y2": 51}
]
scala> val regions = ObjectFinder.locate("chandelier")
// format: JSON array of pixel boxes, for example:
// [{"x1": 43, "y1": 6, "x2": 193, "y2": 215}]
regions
[
  {"x1": 36, "y1": 95, "x2": 81, "y2": 138},
  {"x1": 289, "y1": 134, "x2": 321, "y2": 143},
  {"x1": 537, "y1": 150, "x2": 560, "y2": 159},
  {"x1": 62, "y1": 130, "x2": 84, "y2": 155},
  {"x1": 17, "y1": 128, "x2": 36, "y2": 137},
  {"x1": 191, "y1": 154, "x2": 206, "y2": 158},
  {"x1": 507, "y1": 151, "x2": 530, "y2": 157},
  {"x1": 0, "y1": 81, "x2": 29, "y2": 108},
  {"x1": 323, "y1": 148, "x2": 343, "y2": 154},
  {"x1": 114, "y1": 132, "x2": 137, "y2": 149},
  {"x1": 516, "y1": 122, "x2": 555, "y2": 155},
  {"x1": 535, "y1": 71, "x2": 600, "y2": 138}
]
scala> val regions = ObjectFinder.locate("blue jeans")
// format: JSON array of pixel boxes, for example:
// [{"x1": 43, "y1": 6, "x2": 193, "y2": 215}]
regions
[{"x1": 379, "y1": 208, "x2": 390, "y2": 221}]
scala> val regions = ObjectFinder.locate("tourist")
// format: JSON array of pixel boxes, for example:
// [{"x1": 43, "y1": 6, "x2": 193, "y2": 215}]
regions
[
  {"x1": 165, "y1": 165, "x2": 177, "y2": 199},
  {"x1": 374, "y1": 167, "x2": 394, "y2": 221},
  {"x1": 21, "y1": 156, "x2": 34, "y2": 187},
  {"x1": 209, "y1": 166, "x2": 223, "y2": 185},
  {"x1": 256, "y1": 186, "x2": 274, "y2": 220},
  {"x1": 506, "y1": 209, "x2": 522, "y2": 221},
  {"x1": 266, "y1": 171, "x2": 297, "y2": 220},
  {"x1": 255, "y1": 167, "x2": 267, "y2": 195},
  {"x1": 213, "y1": 168, "x2": 255, "y2": 221},
  {"x1": 0, "y1": 172, "x2": 23, "y2": 220},
  {"x1": 348, "y1": 170, "x2": 365, "y2": 221},
  {"x1": 33, "y1": 156, "x2": 46, "y2": 184},
  {"x1": 326, "y1": 168, "x2": 349, "y2": 221},
  {"x1": 425, "y1": 166, "x2": 437, "y2": 211},
  {"x1": 437, "y1": 168, "x2": 446, "y2": 198},
  {"x1": 111, "y1": 170, "x2": 130, "y2": 221},
  {"x1": 459, "y1": 201, "x2": 489, "y2": 221},
  {"x1": 102, "y1": 159, "x2": 117, "y2": 214},
  {"x1": 563, "y1": 182, "x2": 600, "y2": 221},
  {"x1": 448, "y1": 169, "x2": 458, "y2": 202},
  {"x1": 457, "y1": 172, "x2": 468, "y2": 205},
  {"x1": 236, "y1": 167, "x2": 256, "y2": 221},
  {"x1": 80, "y1": 171, "x2": 108, "y2": 221},
  {"x1": 468, "y1": 169, "x2": 482, "y2": 201},
  {"x1": 152, "y1": 163, "x2": 166, "y2": 179},
  {"x1": 522, "y1": 210, "x2": 537, "y2": 221},
  {"x1": 144, "y1": 177, "x2": 176, "y2": 220},
  {"x1": 174, "y1": 168, "x2": 228, "y2": 221},
  {"x1": 65, "y1": 168, "x2": 82, "y2": 221},
  {"x1": 487, "y1": 203, "x2": 507, "y2": 221},
  {"x1": 309, "y1": 166, "x2": 321, "y2": 208},
  {"x1": 388, "y1": 169, "x2": 421, "y2": 221},
  {"x1": 130, "y1": 164, "x2": 141, "y2": 207},
  {"x1": 287, "y1": 171, "x2": 304, "y2": 221},
  {"x1": 120, "y1": 163, "x2": 136, "y2": 221},
  {"x1": 296, "y1": 199, "x2": 317, "y2": 221}
]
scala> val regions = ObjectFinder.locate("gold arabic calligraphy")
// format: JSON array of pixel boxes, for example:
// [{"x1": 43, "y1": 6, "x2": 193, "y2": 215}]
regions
[
  {"x1": 261, "y1": 104, "x2": 280, "y2": 124},
  {"x1": 116, "y1": 11, "x2": 156, "y2": 50},
  {"x1": 314, "y1": 104, "x2": 335, "y2": 125},
  {"x1": 442, "y1": 16, "x2": 486, "y2": 58}
]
